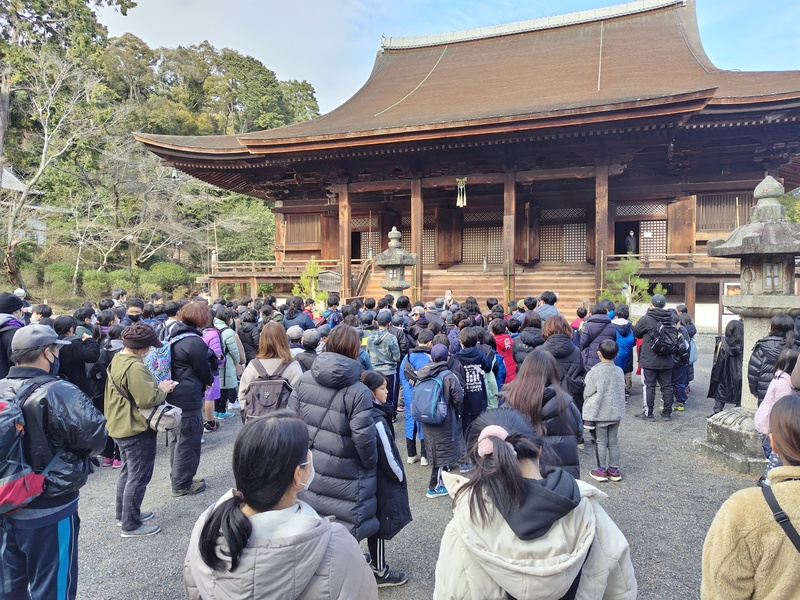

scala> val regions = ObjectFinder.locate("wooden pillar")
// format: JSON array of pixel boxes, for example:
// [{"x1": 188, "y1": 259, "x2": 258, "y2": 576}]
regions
[
  {"x1": 595, "y1": 163, "x2": 609, "y2": 294},
  {"x1": 274, "y1": 213, "x2": 286, "y2": 265},
  {"x1": 338, "y1": 184, "x2": 352, "y2": 299},
  {"x1": 239, "y1": 283, "x2": 247, "y2": 299},
  {"x1": 503, "y1": 172, "x2": 516, "y2": 307},
  {"x1": 250, "y1": 277, "x2": 258, "y2": 299},
  {"x1": 411, "y1": 179, "x2": 423, "y2": 302},
  {"x1": 685, "y1": 275, "x2": 696, "y2": 320},
  {"x1": 209, "y1": 279, "x2": 220, "y2": 299}
]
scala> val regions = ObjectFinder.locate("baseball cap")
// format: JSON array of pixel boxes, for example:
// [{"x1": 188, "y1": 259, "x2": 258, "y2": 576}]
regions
[
  {"x1": 11, "y1": 324, "x2": 71, "y2": 352},
  {"x1": 376, "y1": 310, "x2": 392, "y2": 326},
  {"x1": 317, "y1": 324, "x2": 331, "y2": 337},
  {"x1": 287, "y1": 325, "x2": 304, "y2": 340},
  {"x1": 650, "y1": 294, "x2": 667, "y2": 308},
  {"x1": 411, "y1": 306, "x2": 425, "y2": 316},
  {"x1": 13, "y1": 288, "x2": 26, "y2": 298}
]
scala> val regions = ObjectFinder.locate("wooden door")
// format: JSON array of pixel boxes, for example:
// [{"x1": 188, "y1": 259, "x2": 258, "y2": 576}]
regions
[
  {"x1": 667, "y1": 196, "x2": 695, "y2": 255},
  {"x1": 435, "y1": 208, "x2": 462, "y2": 266},
  {"x1": 320, "y1": 215, "x2": 339, "y2": 261}
]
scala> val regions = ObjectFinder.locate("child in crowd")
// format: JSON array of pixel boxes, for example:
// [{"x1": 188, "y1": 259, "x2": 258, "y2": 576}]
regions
[
  {"x1": 754, "y1": 349, "x2": 799, "y2": 478},
  {"x1": 490, "y1": 319, "x2": 516, "y2": 384},
  {"x1": 367, "y1": 310, "x2": 401, "y2": 419},
  {"x1": 361, "y1": 371, "x2": 411, "y2": 587},
  {"x1": 414, "y1": 344, "x2": 464, "y2": 498},
  {"x1": 399, "y1": 329, "x2": 434, "y2": 465},
  {"x1": 672, "y1": 312, "x2": 691, "y2": 411},
  {"x1": 707, "y1": 319, "x2": 744, "y2": 416},
  {"x1": 571, "y1": 306, "x2": 587, "y2": 345},
  {"x1": 582, "y1": 339, "x2": 627, "y2": 482},
  {"x1": 611, "y1": 304, "x2": 635, "y2": 398}
]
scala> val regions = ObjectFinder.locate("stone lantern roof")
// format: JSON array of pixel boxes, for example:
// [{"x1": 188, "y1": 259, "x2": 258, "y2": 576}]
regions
[{"x1": 708, "y1": 176, "x2": 800, "y2": 258}]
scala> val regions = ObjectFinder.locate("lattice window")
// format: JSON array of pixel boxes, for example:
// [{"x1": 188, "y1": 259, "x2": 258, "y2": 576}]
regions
[
  {"x1": 399, "y1": 229, "x2": 435, "y2": 264},
  {"x1": 286, "y1": 214, "x2": 320, "y2": 244},
  {"x1": 539, "y1": 223, "x2": 586, "y2": 262},
  {"x1": 401, "y1": 214, "x2": 434, "y2": 227},
  {"x1": 540, "y1": 207, "x2": 586, "y2": 222},
  {"x1": 640, "y1": 220, "x2": 667, "y2": 258},
  {"x1": 463, "y1": 211, "x2": 503, "y2": 223},
  {"x1": 462, "y1": 227, "x2": 503, "y2": 263},
  {"x1": 616, "y1": 203, "x2": 668, "y2": 217},
  {"x1": 351, "y1": 216, "x2": 378, "y2": 229},
  {"x1": 696, "y1": 193, "x2": 754, "y2": 231},
  {"x1": 360, "y1": 231, "x2": 380, "y2": 257}
]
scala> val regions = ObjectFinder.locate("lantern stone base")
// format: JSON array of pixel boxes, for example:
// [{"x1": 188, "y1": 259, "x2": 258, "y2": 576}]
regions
[{"x1": 693, "y1": 408, "x2": 766, "y2": 475}]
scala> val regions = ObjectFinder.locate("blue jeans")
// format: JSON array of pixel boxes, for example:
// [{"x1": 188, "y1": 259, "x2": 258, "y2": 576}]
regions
[{"x1": 0, "y1": 504, "x2": 80, "y2": 599}]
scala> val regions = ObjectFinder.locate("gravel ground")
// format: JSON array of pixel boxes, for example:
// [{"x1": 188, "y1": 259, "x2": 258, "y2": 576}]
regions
[{"x1": 76, "y1": 334, "x2": 751, "y2": 599}]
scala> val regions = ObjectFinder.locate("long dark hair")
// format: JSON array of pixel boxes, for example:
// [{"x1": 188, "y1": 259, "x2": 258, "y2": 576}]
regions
[
  {"x1": 199, "y1": 410, "x2": 309, "y2": 572},
  {"x1": 769, "y1": 314, "x2": 797, "y2": 349},
  {"x1": 770, "y1": 394, "x2": 800, "y2": 466},
  {"x1": 724, "y1": 319, "x2": 743, "y2": 348},
  {"x1": 454, "y1": 408, "x2": 543, "y2": 527},
  {"x1": 501, "y1": 349, "x2": 571, "y2": 436}
]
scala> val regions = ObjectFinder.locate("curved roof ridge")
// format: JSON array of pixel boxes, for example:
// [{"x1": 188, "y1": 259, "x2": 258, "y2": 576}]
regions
[{"x1": 381, "y1": 0, "x2": 684, "y2": 50}]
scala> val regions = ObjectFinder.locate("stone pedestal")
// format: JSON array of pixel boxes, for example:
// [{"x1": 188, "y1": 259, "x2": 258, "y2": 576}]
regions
[{"x1": 693, "y1": 409, "x2": 766, "y2": 473}]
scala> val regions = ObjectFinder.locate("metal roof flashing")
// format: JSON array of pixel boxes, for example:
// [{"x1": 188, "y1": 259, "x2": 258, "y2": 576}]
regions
[{"x1": 381, "y1": 0, "x2": 685, "y2": 50}]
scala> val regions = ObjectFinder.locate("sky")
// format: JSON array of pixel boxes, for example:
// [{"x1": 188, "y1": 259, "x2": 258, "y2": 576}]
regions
[{"x1": 96, "y1": 0, "x2": 800, "y2": 115}]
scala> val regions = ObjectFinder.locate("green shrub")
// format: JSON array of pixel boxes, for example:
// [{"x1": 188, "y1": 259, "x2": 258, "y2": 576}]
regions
[
  {"x1": 46, "y1": 280, "x2": 74, "y2": 305},
  {"x1": 140, "y1": 262, "x2": 190, "y2": 293},
  {"x1": 172, "y1": 285, "x2": 190, "y2": 299},
  {"x1": 44, "y1": 262, "x2": 75, "y2": 286},
  {"x1": 82, "y1": 271, "x2": 111, "y2": 299},
  {"x1": 137, "y1": 283, "x2": 162, "y2": 299}
]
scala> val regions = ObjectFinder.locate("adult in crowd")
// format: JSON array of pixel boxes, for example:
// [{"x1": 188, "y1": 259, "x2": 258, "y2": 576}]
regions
[
  {"x1": 433, "y1": 407, "x2": 636, "y2": 599},
  {"x1": 90, "y1": 323, "x2": 125, "y2": 467},
  {"x1": 748, "y1": 313, "x2": 799, "y2": 404},
  {"x1": 238, "y1": 322, "x2": 303, "y2": 415},
  {"x1": 13, "y1": 288, "x2": 31, "y2": 324},
  {"x1": 625, "y1": 230, "x2": 637, "y2": 254},
  {"x1": 105, "y1": 323, "x2": 177, "y2": 537},
  {"x1": 501, "y1": 350, "x2": 583, "y2": 478},
  {"x1": 184, "y1": 411, "x2": 378, "y2": 599},
  {"x1": 0, "y1": 291, "x2": 27, "y2": 378},
  {"x1": 168, "y1": 302, "x2": 215, "y2": 496},
  {"x1": 633, "y1": 294, "x2": 676, "y2": 420},
  {"x1": 53, "y1": 314, "x2": 101, "y2": 397},
  {"x1": 707, "y1": 319, "x2": 744, "y2": 416},
  {"x1": 540, "y1": 315, "x2": 586, "y2": 407},
  {"x1": 579, "y1": 304, "x2": 617, "y2": 371},
  {"x1": 0, "y1": 325, "x2": 107, "y2": 599},
  {"x1": 238, "y1": 308, "x2": 261, "y2": 363},
  {"x1": 512, "y1": 310, "x2": 544, "y2": 371},
  {"x1": 283, "y1": 296, "x2": 314, "y2": 331},
  {"x1": 535, "y1": 290, "x2": 561, "y2": 322},
  {"x1": 287, "y1": 324, "x2": 379, "y2": 541},
  {"x1": 702, "y1": 394, "x2": 800, "y2": 599},
  {"x1": 287, "y1": 325, "x2": 305, "y2": 356}
]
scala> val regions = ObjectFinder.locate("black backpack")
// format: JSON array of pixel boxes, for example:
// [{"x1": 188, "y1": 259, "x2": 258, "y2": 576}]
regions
[
  {"x1": 242, "y1": 361, "x2": 293, "y2": 423},
  {"x1": 650, "y1": 321, "x2": 679, "y2": 355}
]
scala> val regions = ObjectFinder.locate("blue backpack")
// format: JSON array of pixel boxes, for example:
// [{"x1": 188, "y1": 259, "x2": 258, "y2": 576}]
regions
[
  {"x1": 411, "y1": 371, "x2": 451, "y2": 425},
  {"x1": 144, "y1": 332, "x2": 198, "y2": 383}
]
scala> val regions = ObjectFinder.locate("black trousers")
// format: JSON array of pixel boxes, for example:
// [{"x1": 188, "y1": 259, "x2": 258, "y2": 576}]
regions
[
  {"x1": 168, "y1": 411, "x2": 203, "y2": 491},
  {"x1": 644, "y1": 368, "x2": 673, "y2": 415}
]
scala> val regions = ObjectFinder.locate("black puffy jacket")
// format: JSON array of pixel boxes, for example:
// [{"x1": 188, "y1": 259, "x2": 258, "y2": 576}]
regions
[
  {"x1": 0, "y1": 366, "x2": 107, "y2": 504},
  {"x1": 513, "y1": 326, "x2": 544, "y2": 370},
  {"x1": 237, "y1": 321, "x2": 260, "y2": 364},
  {"x1": 287, "y1": 351, "x2": 378, "y2": 541},
  {"x1": 167, "y1": 324, "x2": 214, "y2": 413},
  {"x1": 579, "y1": 314, "x2": 617, "y2": 370},
  {"x1": 372, "y1": 402, "x2": 412, "y2": 540},
  {"x1": 633, "y1": 308, "x2": 676, "y2": 370},
  {"x1": 540, "y1": 385, "x2": 583, "y2": 480},
  {"x1": 748, "y1": 335, "x2": 800, "y2": 402},
  {"x1": 540, "y1": 334, "x2": 586, "y2": 398}
]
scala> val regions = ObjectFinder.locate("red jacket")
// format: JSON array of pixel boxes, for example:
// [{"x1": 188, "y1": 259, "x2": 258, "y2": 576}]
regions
[{"x1": 493, "y1": 333, "x2": 517, "y2": 383}]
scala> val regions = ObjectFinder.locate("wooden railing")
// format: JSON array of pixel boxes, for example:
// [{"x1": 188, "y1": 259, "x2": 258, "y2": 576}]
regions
[
  {"x1": 606, "y1": 253, "x2": 740, "y2": 272},
  {"x1": 210, "y1": 259, "x2": 369, "y2": 277}
]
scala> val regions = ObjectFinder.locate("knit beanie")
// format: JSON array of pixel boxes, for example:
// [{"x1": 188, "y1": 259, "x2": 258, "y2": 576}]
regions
[
  {"x1": 0, "y1": 292, "x2": 24, "y2": 314},
  {"x1": 121, "y1": 322, "x2": 163, "y2": 349}
]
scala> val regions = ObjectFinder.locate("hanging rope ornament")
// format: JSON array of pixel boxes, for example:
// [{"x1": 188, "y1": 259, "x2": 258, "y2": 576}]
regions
[{"x1": 456, "y1": 177, "x2": 467, "y2": 208}]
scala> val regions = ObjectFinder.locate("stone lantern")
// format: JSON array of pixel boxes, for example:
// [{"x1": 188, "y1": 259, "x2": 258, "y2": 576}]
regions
[
  {"x1": 694, "y1": 176, "x2": 800, "y2": 473},
  {"x1": 373, "y1": 227, "x2": 418, "y2": 294}
]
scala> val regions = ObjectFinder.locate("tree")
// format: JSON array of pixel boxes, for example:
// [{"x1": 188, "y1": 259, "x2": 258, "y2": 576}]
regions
[
  {"x1": 292, "y1": 256, "x2": 326, "y2": 308},
  {"x1": 280, "y1": 79, "x2": 319, "y2": 123},
  {"x1": 600, "y1": 256, "x2": 667, "y2": 307},
  {"x1": 779, "y1": 187, "x2": 800, "y2": 224}
]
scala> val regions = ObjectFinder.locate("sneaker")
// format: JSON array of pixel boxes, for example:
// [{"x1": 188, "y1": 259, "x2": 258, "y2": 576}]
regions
[
  {"x1": 102, "y1": 457, "x2": 114, "y2": 467},
  {"x1": 373, "y1": 567, "x2": 408, "y2": 588},
  {"x1": 216, "y1": 411, "x2": 234, "y2": 420},
  {"x1": 634, "y1": 411, "x2": 654, "y2": 421},
  {"x1": 675, "y1": 402, "x2": 685, "y2": 411},
  {"x1": 460, "y1": 463, "x2": 473, "y2": 473},
  {"x1": 577, "y1": 443, "x2": 585, "y2": 450},
  {"x1": 396, "y1": 405, "x2": 405, "y2": 412},
  {"x1": 120, "y1": 524, "x2": 161, "y2": 538},
  {"x1": 227, "y1": 400, "x2": 241, "y2": 411},
  {"x1": 203, "y1": 420, "x2": 218, "y2": 433},
  {"x1": 420, "y1": 457, "x2": 429, "y2": 466},
  {"x1": 426, "y1": 485, "x2": 448, "y2": 499},
  {"x1": 117, "y1": 511, "x2": 154, "y2": 527},
  {"x1": 607, "y1": 467, "x2": 622, "y2": 482},
  {"x1": 661, "y1": 411, "x2": 672, "y2": 421},
  {"x1": 406, "y1": 455, "x2": 420, "y2": 464},
  {"x1": 172, "y1": 479, "x2": 207, "y2": 497},
  {"x1": 112, "y1": 458, "x2": 123, "y2": 469},
  {"x1": 589, "y1": 468, "x2": 608, "y2": 482},
  {"x1": 685, "y1": 385, "x2": 691, "y2": 393}
]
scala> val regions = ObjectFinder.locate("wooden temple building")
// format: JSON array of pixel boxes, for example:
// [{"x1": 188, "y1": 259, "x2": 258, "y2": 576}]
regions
[{"x1": 135, "y1": 0, "x2": 800, "y2": 317}]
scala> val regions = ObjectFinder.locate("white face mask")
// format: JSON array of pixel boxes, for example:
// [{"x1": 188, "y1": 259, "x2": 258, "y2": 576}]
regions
[{"x1": 299, "y1": 454, "x2": 315, "y2": 491}]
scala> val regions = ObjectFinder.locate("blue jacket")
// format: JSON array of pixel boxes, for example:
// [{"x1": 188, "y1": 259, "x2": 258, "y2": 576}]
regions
[
  {"x1": 399, "y1": 347, "x2": 432, "y2": 440},
  {"x1": 611, "y1": 318, "x2": 635, "y2": 373}
]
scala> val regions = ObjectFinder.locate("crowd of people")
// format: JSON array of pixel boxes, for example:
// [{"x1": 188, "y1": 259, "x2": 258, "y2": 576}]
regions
[{"x1": 0, "y1": 284, "x2": 799, "y2": 599}]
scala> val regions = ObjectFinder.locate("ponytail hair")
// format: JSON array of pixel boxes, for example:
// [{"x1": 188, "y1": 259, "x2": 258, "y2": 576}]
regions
[
  {"x1": 199, "y1": 410, "x2": 309, "y2": 571},
  {"x1": 455, "y1": 408, "x2": 543, "y2": 527}
]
